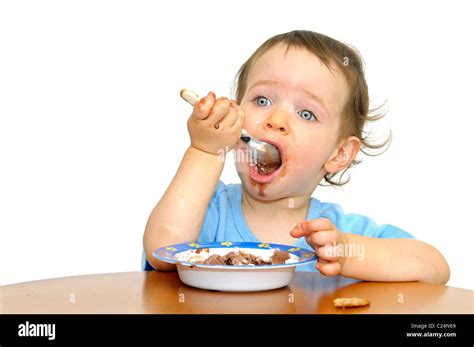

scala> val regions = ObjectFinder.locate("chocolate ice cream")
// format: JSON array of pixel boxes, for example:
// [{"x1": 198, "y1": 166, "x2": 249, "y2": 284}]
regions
[
  {"x1": 203, "y1": 254, "x2": 226, "y2": 265},
  {"x1": 197, "y1": 249, "x2": 291, "y2": 266},
  {"x1": 270, "y1": 250, "x2": 291, "y2": 264},
  {"x1": 222, "y1": 251, "x2": 271, "y2": 265}
]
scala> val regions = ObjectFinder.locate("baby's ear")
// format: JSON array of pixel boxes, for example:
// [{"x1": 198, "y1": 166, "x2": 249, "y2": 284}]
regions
[{"x1": 324, "y1": 136, "x2": 361, "y2": 174}]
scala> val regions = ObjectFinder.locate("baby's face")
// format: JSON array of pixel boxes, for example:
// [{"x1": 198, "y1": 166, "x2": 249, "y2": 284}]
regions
[{"x1": 234, "y1": 43, "x2": 350, "y2": 200}]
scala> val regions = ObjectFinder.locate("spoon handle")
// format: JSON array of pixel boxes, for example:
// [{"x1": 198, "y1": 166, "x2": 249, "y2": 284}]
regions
[
  {"x1": 179, "y1": 88, "x2": 200, "y2": 106},
  {"x1": 179, "y1": 89, "x2": 249, "y2": 138}
]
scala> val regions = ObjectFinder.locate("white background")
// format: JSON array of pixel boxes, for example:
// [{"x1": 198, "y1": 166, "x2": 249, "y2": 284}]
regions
[{"x1": 1, "y1": 0, "x2": 472, "y2": 289}]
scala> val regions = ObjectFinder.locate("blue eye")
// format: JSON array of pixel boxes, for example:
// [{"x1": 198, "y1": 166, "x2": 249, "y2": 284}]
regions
[
  {"x1": 255, "y1": 96, "x2": 272, "y2": 107},
  {"x1": 298, "y1": 109, "x2": 317, "y2": 122}
]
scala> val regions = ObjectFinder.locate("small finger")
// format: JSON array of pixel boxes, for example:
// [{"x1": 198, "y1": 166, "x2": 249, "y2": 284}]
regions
[
  {"x1": 218, "y1": 104, "x2": 238, "y2": 128},
  {"x1": 316, "y1": 244, "x2": 340, "y2": 262},
  {"x1": 307, "y1": 230, "x2": 338, "y2": 248},
  {"x1": 231, "y1": 108, "x2": 245, "y2": 130},
  {"x1": 190, "y1": 91, "x2": 216, "y2": 120},
  {"x1": 207, "y1": 97, "x2": 230, "y2": 125},
  {"x1": 316, "y1": 260, "x2": 341, "y2": 276},
  {"x1": 290, "y1": 218, "x2": 334, "y2": 238}
]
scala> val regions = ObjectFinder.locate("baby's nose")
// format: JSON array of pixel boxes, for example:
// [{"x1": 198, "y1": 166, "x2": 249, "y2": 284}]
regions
[{"x1": 265, "y1": 111, "x2": 289, "y2": 135}]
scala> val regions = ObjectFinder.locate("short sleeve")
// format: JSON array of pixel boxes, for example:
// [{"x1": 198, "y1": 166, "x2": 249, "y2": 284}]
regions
[
  {"x1": 197, "y1": 180, "x2": 228, "y2": 242},
  {"x1": 318, "y1": 202, "x2": 414, "y2": 239}
]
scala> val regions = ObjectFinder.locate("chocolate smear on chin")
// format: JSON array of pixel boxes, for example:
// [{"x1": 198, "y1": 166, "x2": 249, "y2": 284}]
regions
[{"x1": 249, "y1": 179, "x2": 267, "y2": 197}]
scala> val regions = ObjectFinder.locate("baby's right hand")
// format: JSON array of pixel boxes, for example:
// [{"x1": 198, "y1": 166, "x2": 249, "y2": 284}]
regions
[{"x1": 187, "y1": 91, "x2": 245, "y2": 155}]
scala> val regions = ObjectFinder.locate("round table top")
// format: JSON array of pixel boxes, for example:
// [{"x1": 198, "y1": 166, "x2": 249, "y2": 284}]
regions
[{"x1": 2, "y1": 271, "x2": 472, "y2": 314}]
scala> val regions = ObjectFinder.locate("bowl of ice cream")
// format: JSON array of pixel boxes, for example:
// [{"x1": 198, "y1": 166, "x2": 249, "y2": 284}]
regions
[{"x1": 153, "y1": 241, "x2": 316, "y2": 292}]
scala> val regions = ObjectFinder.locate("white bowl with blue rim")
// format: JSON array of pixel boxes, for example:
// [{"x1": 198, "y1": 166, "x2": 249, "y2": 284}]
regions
[{"x1": 153, "y1": 241, "x2": 316, "y2": 292}]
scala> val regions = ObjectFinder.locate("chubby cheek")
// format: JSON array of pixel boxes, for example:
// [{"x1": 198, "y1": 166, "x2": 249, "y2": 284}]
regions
[
  {"x1": 242, "y1": 106, "x2": 266, "y2": 132},
  {"x1": 242, "y1": 111, "x2": 252, "y2": 129},
  {"x1": 285, "y1": 143, "x2": 326, "y2": 187}
]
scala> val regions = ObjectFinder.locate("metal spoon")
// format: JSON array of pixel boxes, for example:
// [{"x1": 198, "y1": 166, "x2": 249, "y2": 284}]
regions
[{"x1": 180, "y1": 89, "x2": 281, "y2": 171}]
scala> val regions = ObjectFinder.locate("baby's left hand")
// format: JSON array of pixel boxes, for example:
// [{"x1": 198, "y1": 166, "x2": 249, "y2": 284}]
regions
[{"x1": 290, "y1": 218, "x2": 347, "y2": 276}]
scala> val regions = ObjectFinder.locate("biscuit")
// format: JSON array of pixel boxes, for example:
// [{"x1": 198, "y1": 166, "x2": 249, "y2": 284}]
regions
[{"x1": 333, "y1": 297, "x2": 370, "y2": 308}]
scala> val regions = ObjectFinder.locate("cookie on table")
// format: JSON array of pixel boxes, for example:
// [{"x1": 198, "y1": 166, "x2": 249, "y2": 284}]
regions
[{"x1": 333, "y1": 297, "x2": 370, "y2": 308}]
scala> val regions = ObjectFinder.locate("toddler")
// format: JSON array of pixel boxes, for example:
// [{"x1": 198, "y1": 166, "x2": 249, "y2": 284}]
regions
[{"x1": 143, "y1": 30, "x2": 449, "y2": 284}]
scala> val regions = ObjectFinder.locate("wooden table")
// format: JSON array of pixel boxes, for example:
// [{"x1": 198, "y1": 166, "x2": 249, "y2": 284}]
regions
[{"x1": 1, "y1": 271, "x2": 472, "y2": 314}]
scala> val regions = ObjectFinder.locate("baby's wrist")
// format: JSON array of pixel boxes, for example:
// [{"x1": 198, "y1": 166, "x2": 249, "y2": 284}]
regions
[
  {"x1": 190, "y1": 141, "x2": 231, "y2": 158},
  {"x1": 188, "y1": 145, "x2": 226, "y2": 164},
  {"x1": 337, "y1": 230, "x2": 349, "y2": 269}
]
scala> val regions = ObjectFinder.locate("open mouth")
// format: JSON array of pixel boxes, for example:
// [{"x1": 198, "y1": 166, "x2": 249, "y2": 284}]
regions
[
  {"x1": 248, "y1": 138, "x2": 284, "y2": 183},
  {"x1": 254, "y1": 157, "x2": 282, "y2": 175}
]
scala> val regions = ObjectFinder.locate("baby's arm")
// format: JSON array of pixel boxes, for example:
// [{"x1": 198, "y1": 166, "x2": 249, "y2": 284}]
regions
[
  {"x1": 143, "y1": 92, "x2": 244, "y2": 271},
  {"x1": 339, "y1": 234, "x2": 450, "y2": 284},
  {"x1": 291, "y1": 219, "x2": 450, "y2": 284}
]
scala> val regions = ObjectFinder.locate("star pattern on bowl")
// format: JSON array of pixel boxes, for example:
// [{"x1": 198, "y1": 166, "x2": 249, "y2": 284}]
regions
[{"x1": 288, "y1": 247, "x2": 301, "y2": 252}]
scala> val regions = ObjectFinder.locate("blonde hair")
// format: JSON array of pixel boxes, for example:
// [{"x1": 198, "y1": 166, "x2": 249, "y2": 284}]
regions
[{"x1": 233, "y1": 30, "x2": 390, "y2": 186}]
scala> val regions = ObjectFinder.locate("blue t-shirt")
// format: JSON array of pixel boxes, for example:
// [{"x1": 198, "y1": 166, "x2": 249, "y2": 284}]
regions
[{"x1": 143, "y1": 180, "x2": 413, "y2": 271}]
